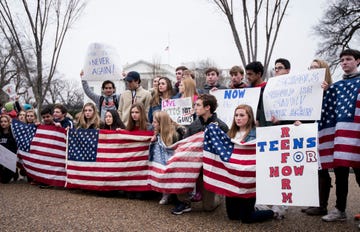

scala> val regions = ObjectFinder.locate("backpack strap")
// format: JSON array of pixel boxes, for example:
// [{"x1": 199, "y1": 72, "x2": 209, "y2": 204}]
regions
[
  {"x1": 113, "y1": 95, "x2": 119, "y2": 109},
  {"x1": 99, "y1": 95, "x2": 105, "y2": 113}
]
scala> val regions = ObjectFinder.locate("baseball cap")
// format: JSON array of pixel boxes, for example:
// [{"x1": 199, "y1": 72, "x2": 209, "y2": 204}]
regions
[{"x1": 125, "y1": 71, "x2": 140, "y2": 82}]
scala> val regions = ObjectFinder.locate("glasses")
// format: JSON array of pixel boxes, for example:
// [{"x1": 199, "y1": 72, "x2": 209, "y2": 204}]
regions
[
  {"x1": 273, "y1": 66, "x2": 285, "y2": 71},
  {"x1": 175, "y1": 72, "x2": 182, "y2": 75}
]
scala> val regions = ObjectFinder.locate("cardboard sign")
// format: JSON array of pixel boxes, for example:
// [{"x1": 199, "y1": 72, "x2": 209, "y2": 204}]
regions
[
  {"x1": 82, "y1": 43, "x2": 122, "y2": 80},
  {"x1": 256, "y1": 124, "x2": 319, "y2": 206},
  {"x1": 0, "y1": 144, "x2": 17, "y2": 172},
  {"x1": 211, "y1": 88, "x2": 261, "y2": 127},
  {"x1": 263, "y1": 69, "x2": 325, "y2": 121},
  {"x1": 2, "y1": 84, "x2": 16, "y2": 101},
  {"x1": 161, "y1": 97, "x2": 194, "y2": 125}
]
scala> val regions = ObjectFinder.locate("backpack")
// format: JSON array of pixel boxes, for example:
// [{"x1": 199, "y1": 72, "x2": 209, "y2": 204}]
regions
[{"x1": 99, "y1": 95, "x2": 119, "y2": 113}]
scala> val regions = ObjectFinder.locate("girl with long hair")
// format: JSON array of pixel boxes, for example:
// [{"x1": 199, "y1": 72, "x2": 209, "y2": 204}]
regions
[
  {"x1": 148, "y1": 76, "x2": 176, "y2": 123},
  {"x1": 309, "y1": 59, "x2": 333, "y2": 88},
  {"x1": 77, "y1": 102, "x2": 101, "y2": 129},
  {"x1": 178, "y1": 77, "x2": 198, "y2": 104},
  {"x1": 225, "y1": 104, "x2": 275, "y2": 223},
  {"x1": 101, "y1": 110, "x2": 125, "y2": 130},
  {"x1": 151, "y1": 111, "x2": 186, "y2": 205},
  {"x1": 25, "y1": 109, "x2": 38, "y2": 125},
  {"x1": 301, "y1": 59, "x2": 334, "y2": 216},
  {"x1": 126, "y1": 103, "x2": 151, "y2": 131},
  {"x1": 228, "y1": 104, "x2": 256, "y2": 143}
]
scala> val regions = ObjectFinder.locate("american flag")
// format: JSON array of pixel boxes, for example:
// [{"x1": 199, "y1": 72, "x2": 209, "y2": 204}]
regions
[
  {"x1": 203, "y1": 124, "x2": 256, "y2": 198},
  {"x1": 65, "y1": 129, "x2": 153, "y2": 191},
  {"x1": 12, "y1": 121, "x2": 67, "y2": 186},
  {"x1": 147, "y1": 132, "x2": 204, "y2": 194},
  {"x1": 11, "y1": 119, "x2": 37, "y2": 152},
  {"x1": 318, "y1": 77, "x2": 360, "y2": 169}
]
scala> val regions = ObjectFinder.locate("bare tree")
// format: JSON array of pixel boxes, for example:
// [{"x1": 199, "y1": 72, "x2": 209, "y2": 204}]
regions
[
  {"x1": 212, "y1": 0, "x2": 290, "y2": 74},
  {"x1": 313, "y1": 0, "x2": 360, "y2": 71},
  {"x1": 0, "y1": 0, "x2": 86, "y2": 114},
  {"x1": 148, "y1": 56, "x2": 162, "y2": 89},
  {"x1": 46, "y1": 76, "x2": 83, "y2": 114},
  {"x1": 0, "y1": 41, "x2": 17, "y2": 103}
]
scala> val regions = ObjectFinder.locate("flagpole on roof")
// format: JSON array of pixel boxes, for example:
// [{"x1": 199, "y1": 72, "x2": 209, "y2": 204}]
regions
[{"x1": 167, "y1": 32, "x2": 170, "y2": 65}]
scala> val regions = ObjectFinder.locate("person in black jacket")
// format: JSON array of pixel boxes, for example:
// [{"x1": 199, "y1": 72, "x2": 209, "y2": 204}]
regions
[
  {"x1": 172, "y1": 94, "x2": 228, "y2": 215},
  {"x1": 0, "y1": 115, "x2": 18, "y2": 183}
]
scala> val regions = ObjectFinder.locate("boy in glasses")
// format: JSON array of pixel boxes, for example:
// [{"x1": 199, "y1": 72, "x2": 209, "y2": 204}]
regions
[{"x1": 274, "y1": 58, "x2": 291, "y2": 76}]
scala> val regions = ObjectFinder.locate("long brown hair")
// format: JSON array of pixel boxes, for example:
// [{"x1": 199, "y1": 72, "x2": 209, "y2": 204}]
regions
[
  {"x1": 228, "y1": 104, "x2": 255, "y2": 140},
  {"x1": 181, "y1": 77, "x2": 198, "y2": 104},
  {"x1": 151, "y1": 76, "x2": 173, "y2": 106},
  {"x1": 126, "y1": 103, "x2": 148, "y2": 131},
  {"x1": 153, "y1": 111, "x2": 179, "y2": 146},
  {"x1": 77, "y1": 102, "x2": 101, "y2": 129}
]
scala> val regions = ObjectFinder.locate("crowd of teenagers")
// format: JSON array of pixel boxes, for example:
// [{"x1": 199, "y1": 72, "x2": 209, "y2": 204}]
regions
[{"x1": 1, "y1": 49, "x2": 360, "y2": 227}]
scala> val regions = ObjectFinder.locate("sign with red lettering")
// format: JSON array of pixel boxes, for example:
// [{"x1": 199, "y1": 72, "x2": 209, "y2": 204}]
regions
[
  {"x1": 256, "y1": 123, "x2": 319, "y2": 206},
  {"x1": 161, "y1": 98, "x2": 194, "y2": 125}
]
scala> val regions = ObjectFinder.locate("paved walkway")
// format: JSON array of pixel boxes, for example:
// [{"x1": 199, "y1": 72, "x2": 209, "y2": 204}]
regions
[{"x1": 1, "y1": 173, "x2": 359, "y2": 231}]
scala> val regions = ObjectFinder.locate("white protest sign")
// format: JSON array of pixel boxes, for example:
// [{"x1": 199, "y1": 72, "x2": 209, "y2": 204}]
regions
[
  {"x1": 0, "y1": 144, "x2": 17, "y2": 172},
  {"x1": 82, "y1": 43, "x2": 122, "y2": 80},
  {"x1": 211, "y1": 88, "x2": 261, "y2": 127},
  {"x1": 256, "y1": 123, "x2": 319, "y2": 206},
  {"x1": 161, "y1": 97, "x2": 194, "y2": 125},
  {"x1": 2, "y1": 84, "x2": 16, "y2": 101},
  {"x1": 263, "y1": 69, "x2": 325, "y2": 121}
]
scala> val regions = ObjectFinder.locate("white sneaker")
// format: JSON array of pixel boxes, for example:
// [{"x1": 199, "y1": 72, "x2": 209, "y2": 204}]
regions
[
  {"x1": 159, "y1": 193, "x2": 170, "y2": 205},
  {"x1": 322, "y1": 208, "x2": 347, "y2": 222},
  {"x1": 271, "y1": 205, "x2": 286, "y2": 219},
  {"x1": 255, "y1": 204, "x2": 271, "y2": 211}
]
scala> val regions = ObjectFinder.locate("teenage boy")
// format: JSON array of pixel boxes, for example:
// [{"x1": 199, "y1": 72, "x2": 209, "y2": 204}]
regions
[
  {"x1": 245, "y1": 61, "x2": 269, "y2": 127},
  {"x1": 274, "y1": 58, "x2": 291, "y2": 76},
  {"x1": 229, "y1": 65, "x2": 247, "y2": 88},
  {"x1": 80, "y1": 71, "x2": 120, "y2": 120},
  {"x1": 172, "y1": 94, "x2": 228, "y2": 215},
  {"x1": 118, "y1": 71, "x2": 151, "y2": 126},
  {"x1": 320, "y1": 49, "x2": 360, "y2": 223},
  {"x1": 40, "y1": 106, "x2": 54, "y2": 125},
  {"x1": 202, "y1": 67, "x2": 227, "y2": 94},
  {"x1": 173, "y1": 66, "x2": 188, "y2": 94},
  {"x1": 53, "y1": 104, "x2": 74, "y2": 129}
]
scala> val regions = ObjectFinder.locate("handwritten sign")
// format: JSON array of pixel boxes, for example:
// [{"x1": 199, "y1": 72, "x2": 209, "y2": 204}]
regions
[
  {"x1": 211, "y1": 88, "x2": 261, "y2": 127},
  {"x1": 256, "y1": 124, "x2": 319, "y2": 206},
  {"x1": 263, "y1": 69, "x2": 325, "y2": 121},
  {"x1": 82, "y1": 43, "x2": 122, "y2": 80},
  {"x1": 0, "y1": 145, "x2": 17, "y2": 172},
  {"x1": 161, "y1": 97, "x2": 194, "y2": 125},
  {"x1": 2, "y1": 84, "x2": 16, "y2": 101}
]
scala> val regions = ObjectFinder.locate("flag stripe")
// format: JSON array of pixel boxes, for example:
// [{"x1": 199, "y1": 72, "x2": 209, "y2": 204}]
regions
[
  {"x1": 318, "y1": 80, "x2": 360, "y2": 169},
  {"x1": 147, "y1": 132, "x2": 204, "y2": 193},
  {"x1": 65, "y1": 129, "x2": 153, "y2": 191},
  {"x1": 203, "y1": 124, "x2": 256, "y2": 198},
  {"x1": 12, "y1": 123, "x2": 67, "y2": 187}
]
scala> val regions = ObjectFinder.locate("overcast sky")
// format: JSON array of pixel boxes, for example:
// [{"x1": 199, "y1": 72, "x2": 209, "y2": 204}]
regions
[{"x1": 58, "y1": 0, "x2": 327, "y2": 81}]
